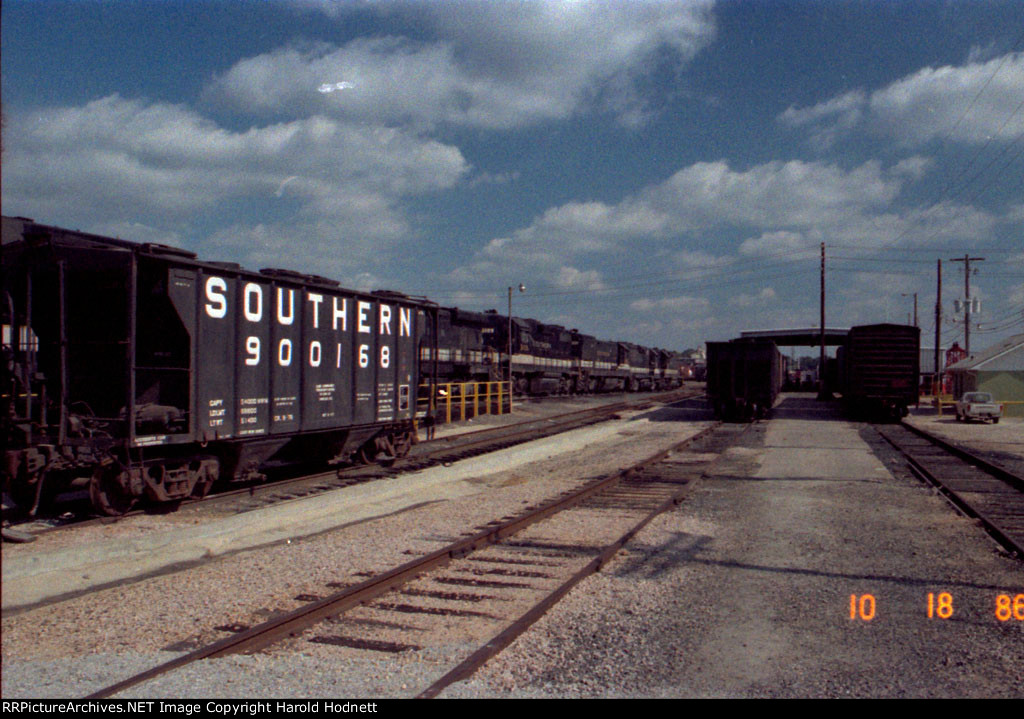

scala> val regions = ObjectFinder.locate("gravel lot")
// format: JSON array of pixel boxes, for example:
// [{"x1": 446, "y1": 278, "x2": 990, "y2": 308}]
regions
[
  {"x1": 445, "y1": 395, "x2": 1023, "y2": 698},
  {"x1": 5, "y1": 393, "x2": 1020, "y2": 699},
  {"x1": 1, "y1": 401, "x2": 713, "y2": 698}
]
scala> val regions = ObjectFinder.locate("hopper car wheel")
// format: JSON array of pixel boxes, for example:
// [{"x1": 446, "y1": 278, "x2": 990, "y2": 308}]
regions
[
  {"x1": 357, "y1": 443, "x2": 377, "y2": 465},
  {"x1": 192, "y1": 478, "x2": 215, "y2": 499},
  {"x1": 90, "y1": 467, "x2": 136, "y2": 516},
  {"x1": 393, "y1": 432, "x2": 413, "y2": 459}
]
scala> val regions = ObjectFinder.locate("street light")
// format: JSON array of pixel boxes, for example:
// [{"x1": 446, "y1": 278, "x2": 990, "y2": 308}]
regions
[
  {"x1": 900, "y1": 292, "x2": 918, "y2": 327},
  {"x1": 508, "y1": 284, "x2": 525, "y2": 403}
]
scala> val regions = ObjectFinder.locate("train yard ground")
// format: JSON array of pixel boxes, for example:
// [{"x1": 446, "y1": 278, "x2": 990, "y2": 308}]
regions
[
  {"x1": 2, "y1": 393, "x2": 1022, "y2": 698},
  {"x1": 904, "y1": 409, "x2": 1024, "y2": 478}
]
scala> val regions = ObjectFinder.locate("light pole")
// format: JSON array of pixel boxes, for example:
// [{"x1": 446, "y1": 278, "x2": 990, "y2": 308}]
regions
[
  {"x1": 901, "y1": 292, "x2": 918, "y2": 327},
  {"x1": 508, "y1": 284, "x2": 525, "y2": 403}
]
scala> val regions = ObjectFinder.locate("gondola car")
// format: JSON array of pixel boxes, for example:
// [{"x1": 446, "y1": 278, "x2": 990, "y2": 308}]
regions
[
  {"x1": 2, "y1": 218, "x2": 430, "y2": 514},
  {"x1": 706, "y1": 339, "x2": 783, "y2": 421}
]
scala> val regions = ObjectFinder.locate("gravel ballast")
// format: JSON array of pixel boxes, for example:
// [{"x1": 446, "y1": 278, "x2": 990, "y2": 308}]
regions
[
  {"x1": 445, "y1": 395, "x2": 1023, "y2": 698},
  {"x1": 2, "y1": 403, "x2": 712, "y2": 697},
  {"x1": 4, "y1": 394, "x2": 1020, "y2": 698}
]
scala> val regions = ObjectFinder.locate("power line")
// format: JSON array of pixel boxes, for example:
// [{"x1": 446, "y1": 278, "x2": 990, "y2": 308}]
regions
[{"x1": 419, "y1": 247, "x2": 820, "y2": 301}]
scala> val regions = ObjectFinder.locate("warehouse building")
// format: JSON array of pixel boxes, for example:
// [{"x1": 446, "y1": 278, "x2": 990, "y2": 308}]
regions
[{"x1": 947, "y1": 333, "x2": 1024, "y2": 417}]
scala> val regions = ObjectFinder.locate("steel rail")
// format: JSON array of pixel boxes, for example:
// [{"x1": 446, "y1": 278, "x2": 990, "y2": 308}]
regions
[
  {"x1": 86, "y1": 420, "x2": 718, "y2": 699},
  {"x1": 13, "y1": 388, "x2": 703, "y2": 536},
  {"x1": 418, "y1": 420, "x2": 750, "y2": 698},
  {"x1": 897, "y1": 420, "x2": 1024, "y2": 492},
  {"x1": 876, "y1": 422, "x2": 1024, "y2": 558},
  {"x1": 417, "y1": 483, "x2": 691, "y2": 698}
]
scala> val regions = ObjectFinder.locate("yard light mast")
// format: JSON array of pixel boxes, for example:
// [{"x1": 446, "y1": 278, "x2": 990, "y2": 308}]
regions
[
  {"x1": 900, "y1": 292, "x2": 918, "y2": 327},
  {"x1": 508, "y1": 284, "x2": 525, "y2": 402}
]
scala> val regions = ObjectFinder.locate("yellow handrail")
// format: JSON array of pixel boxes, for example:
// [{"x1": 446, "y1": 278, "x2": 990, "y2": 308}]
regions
[{"x1": 417, "y1": 381, "x2": 512, "y2": 425}]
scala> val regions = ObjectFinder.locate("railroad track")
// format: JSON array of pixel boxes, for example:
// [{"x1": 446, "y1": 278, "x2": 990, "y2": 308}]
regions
[
  {"x1": 875, "y1": 421, "x2": 1024, "y2": 558},
  {"x1": 87, "y1": 419, "x2": 741, "y2": 699},
  {"x1": 4, "y1": 388, "x2": 704, "y2": 538}
]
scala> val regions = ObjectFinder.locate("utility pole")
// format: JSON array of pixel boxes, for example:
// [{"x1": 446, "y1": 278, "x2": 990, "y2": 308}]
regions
[
  {"x1": 950, "y1": 254, "x2": 984, "y2": 355},
  {"x1": 817, "y1": 241, "x2": 828, "y2": 400},
  {"x1": 934, "y1": 259, "x2": 941, "y2": 396}
]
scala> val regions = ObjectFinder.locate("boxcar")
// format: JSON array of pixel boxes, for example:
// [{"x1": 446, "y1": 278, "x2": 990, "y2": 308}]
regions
[
  {"x1": 839, "y1": 323, "x2": 920, "y2": 419},
  {"x1": 706, "y1": 339, "x2": 782, "y2": 421},
  {"x1": 2, "y1": 218, "x2": 430, "y2": 514}
]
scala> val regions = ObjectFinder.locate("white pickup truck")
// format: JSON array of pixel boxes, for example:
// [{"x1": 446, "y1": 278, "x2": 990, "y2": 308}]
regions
[{"x1": 955, "y1": 392, "x2": 1002, "y2": 423}]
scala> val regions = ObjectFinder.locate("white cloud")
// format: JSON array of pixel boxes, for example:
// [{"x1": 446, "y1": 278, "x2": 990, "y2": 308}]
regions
[
  {"x1": 650, "y1": 159, "x2": 902, "y2": 227},
  {"x1": 1005, "y1": 204, "x2": 1024, "y2": 224},
  {"x1": 967, "y1": 43, "x2": 1000, "y2": 65},
  {"x1": 780, "y1": 52, "x2": 1024, "y2": 146},
  {"x1": 630, "y1": 295, "x2": 710, "y2": 312},
  {"x1": 554, "y1": 266, "x2": 606, "y2": 291},
  {"x1": 447, "y1": 155, "x2": 999, "y2": 333},
  {"x1": 317, "y1": 81, "x2": 355, "y2": 93},
  {"x1": 203, "y1": 1, "x2": 716, "y2": 128},
  {"x1": 778, "y1": 90, "x2": 865, "y2": 150},
  {"x1": 1, "y1": 95, "x2": 470, "y2": 275},
  {"x1": 86, "y1": 220, "x2": 185, "y2": 247},
  {"x1": 779, "y1": 90, "x2": 865, "y2": 127},
  {"x1": 1010, "y1": 283, "x2": 1024, "y2": 306},
  {"x1": 889, "y1": 156, "x2": 933, "y2": 180},
  {"x1": 729, "y1": 287, "x2": 777, "y2": 306},
  {"x1": 481, "y1": 158, "x2": 906, "y2": 267},
  {"x1": 1, "y1": 94, "x2": 475, "y2": 286},
  {"x1": 739, "y1": 230, "x2": 806, "y2": 256}
]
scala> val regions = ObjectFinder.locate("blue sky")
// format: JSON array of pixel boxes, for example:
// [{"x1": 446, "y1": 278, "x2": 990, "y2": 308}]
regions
[{"x1": 3, "y1": 0, "x2": 1023, "y2": 354}]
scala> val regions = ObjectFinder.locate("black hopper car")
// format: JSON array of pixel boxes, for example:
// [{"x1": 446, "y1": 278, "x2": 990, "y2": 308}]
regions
[
  {"x1": 706, "y1": 339, "x2": 783, "y2": 421},
  {"x1": 2, "y1": 218, "x2": 427, "y2": 515},
  {"x1": 3, "y1": 217, "x2": 692, "y2": 515},
  {"x1": 837, "y1": 323, "x2": 920, "y2": 420}
]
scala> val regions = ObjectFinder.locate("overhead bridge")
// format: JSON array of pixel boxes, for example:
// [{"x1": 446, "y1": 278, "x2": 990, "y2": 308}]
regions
[{"x1": 739, "y1": 328, "x2": 851, "y2": 347}]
